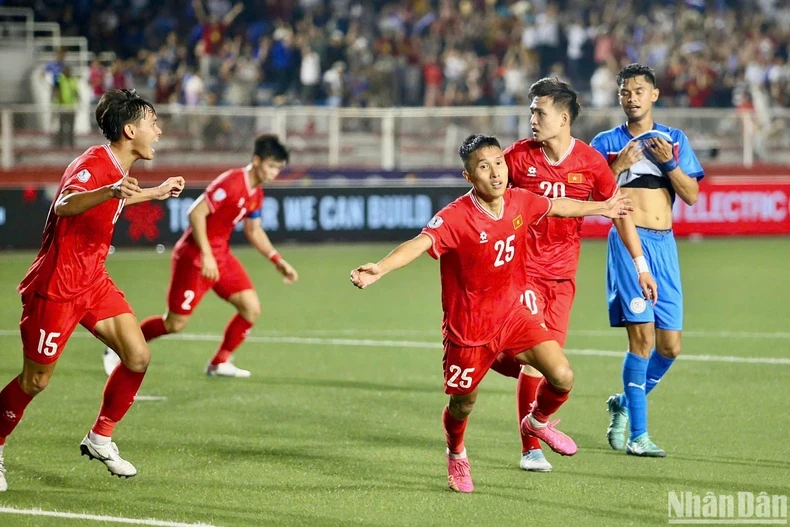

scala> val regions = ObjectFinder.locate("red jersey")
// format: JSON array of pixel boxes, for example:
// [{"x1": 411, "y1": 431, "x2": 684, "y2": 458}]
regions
[
  {"x1": 420, "y1": 188, "x2": 552, "y2": 347},
  {"x1": 174, "y1": 167, "x2": 263, "y2": 259},
  {"x1": 18, "y1": 145, "x2": 127, "y2": 301},
  {"x1": 504, "y1": 137, "x2": 617, "y2": 280}
]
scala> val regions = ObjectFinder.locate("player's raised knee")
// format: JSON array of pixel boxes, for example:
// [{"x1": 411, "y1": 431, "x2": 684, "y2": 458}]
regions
[
  {"x1": 164, "y1": 313, "x2": 189, "y2": 334},
  {"x1": 20, "y1": 371, "x2": 51, "y2": 396},
  {"x1": 239, "y1": 301, "x2": 261, "y2": 322},
  {"x1": 122, "y1": 346, "x2": 151, "y2": 372},
  {"x1": 547, "y1": 365, "x2": 574, "y2": 392}
]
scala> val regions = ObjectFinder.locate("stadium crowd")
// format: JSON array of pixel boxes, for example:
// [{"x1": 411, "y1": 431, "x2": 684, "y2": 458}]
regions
[{"x1": 17, "y1": 0, "x2": 790, "y2": 111}]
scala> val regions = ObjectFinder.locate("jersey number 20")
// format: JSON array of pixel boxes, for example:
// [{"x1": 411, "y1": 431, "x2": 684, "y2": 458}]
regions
[{"x1": 540, "y1": 181, "x2": 566, "y2": 199}]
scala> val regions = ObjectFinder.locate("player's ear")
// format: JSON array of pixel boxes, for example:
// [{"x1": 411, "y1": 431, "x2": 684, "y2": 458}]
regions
[
  {"x1": 462, "y1": 170, "x2": 472, "y2": 184},
  {"x1": 651, "y1": 88, "x2": 659, "y2": 103},
  {"x1": 122, "y1": 123, "x2": 135, "y2": 140},
  {"x1": 251, "y1": 155, "x2": 261, "y2": 167}
]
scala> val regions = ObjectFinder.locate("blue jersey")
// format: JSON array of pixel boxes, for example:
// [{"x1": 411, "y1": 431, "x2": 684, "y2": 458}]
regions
[{"x1": 590, "y1": 124, "x2": 704, "y2": 202}]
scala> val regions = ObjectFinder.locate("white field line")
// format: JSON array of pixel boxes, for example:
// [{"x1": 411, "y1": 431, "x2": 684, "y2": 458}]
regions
[
  {"x1": 0, "y1": 507, "x2": 217, "y2": 527},
  {"x1": 1, "y1": 330, "x2": 786, "y2": 366}
]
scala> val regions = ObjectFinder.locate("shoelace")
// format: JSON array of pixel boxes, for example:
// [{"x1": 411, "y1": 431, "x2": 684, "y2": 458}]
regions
[{"x1": 451, "y1": 458, "x2": 470, "y2": 477}]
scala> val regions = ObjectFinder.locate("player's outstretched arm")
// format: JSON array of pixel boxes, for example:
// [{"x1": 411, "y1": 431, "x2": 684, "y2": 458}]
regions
[
  {"x1": 350, "y1": 233, "x2": 432, "y2": 290},
  {"x1": 54, "y1": 175, "x2": 141, "y2": 217},
  {"x1": 243, "y1": 218, "x2": 298, "y2": 284},
  {"x1": 550, "y1": 190, "x2": 633, "y2": 219},
  {"x1": 125, "y1": 176, "x2": 185, "y2": 205},
  {"x1": 188, "y1": 195, "x2": 219, "y2": 281}
]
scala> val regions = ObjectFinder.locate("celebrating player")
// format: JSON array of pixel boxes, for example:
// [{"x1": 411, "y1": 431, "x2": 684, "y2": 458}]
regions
[
  {"x1": 350, "y1": 134, "x2": 634, "y2": 493},
  {"x1": 591, "y1": 64, "x2": 704, "y2": 457},
  {"x1": 0, "y1": 89, "x2": 184, "y2": 491},
  {"x1": 103, "y1": 134, "x2": 298, "y2": 378},
  {"x1": 503, "y1": 77, "x2": 657, "y2": 471}
]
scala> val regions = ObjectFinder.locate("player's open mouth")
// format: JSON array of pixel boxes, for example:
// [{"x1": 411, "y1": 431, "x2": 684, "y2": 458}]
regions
[{"x1": 491, "y1": 181, "x2": 502, "y2": 189}]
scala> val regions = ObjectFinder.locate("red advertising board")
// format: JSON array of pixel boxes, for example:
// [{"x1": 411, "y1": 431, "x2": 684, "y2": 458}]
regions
[{"x1": 581, "y1": 178, "x2": 790, "y2": 237}]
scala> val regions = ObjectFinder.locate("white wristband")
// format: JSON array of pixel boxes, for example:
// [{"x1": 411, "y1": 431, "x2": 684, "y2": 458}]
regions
[{"x1": 633, "y1": 256, "x2": 649, "y2": 274}]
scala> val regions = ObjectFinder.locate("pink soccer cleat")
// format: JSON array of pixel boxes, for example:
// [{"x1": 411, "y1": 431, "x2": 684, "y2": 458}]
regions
[
  {"x1": 520, "y1": 415, "x2": 578, "y2": 456},
  {"x1": 446, "y1": 451, "x2": 474, "y2": 493}
]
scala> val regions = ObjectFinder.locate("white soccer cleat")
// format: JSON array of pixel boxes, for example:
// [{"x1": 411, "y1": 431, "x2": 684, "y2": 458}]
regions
[
  {"x1": 205, "y1": 360, "x2": 251, "y2": 378},
  {"x1": 0, "y1": 452, "x2": 7, "y2": 491},
  {"x1": 520, "y1": 449, "x2": 553, "y2": 472},
  {"x1": 79, "y1": 435, "x2": 137, "y2": 478},
  {"x1": 103, "y1": 347, "x2": 122, "y2": 377}
]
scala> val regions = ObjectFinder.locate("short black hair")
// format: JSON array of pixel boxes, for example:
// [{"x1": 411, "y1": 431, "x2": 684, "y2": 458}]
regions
[
  {"x1": 458, "y1": 134, "x2": 501, "y2": 169},
  {"x1": 528, "y1": 77, "x2": 581, "y2": 123},
  {"x1": 95, "y1": 89, "x2": 156, "y2": 142},
  {"x1": 253, "y1": 134, "x2": 289, "y2": 163},
  {"x1": 617, "y1": 63, "x2": 657, "y2": 87}
]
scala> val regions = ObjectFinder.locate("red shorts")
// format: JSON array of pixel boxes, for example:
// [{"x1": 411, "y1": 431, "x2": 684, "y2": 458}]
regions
[
  {"x1": 522, "y1": 277, "x2": 576, "y2": 347},
  {"x1": 167, "y1": 251, "x2": 254, "y2": 315},
  {"x1": 442, "y1": 305, "x2": 550, "y2": 395},
  {"x1": 19, "y1": 277, "x2": 134, "y2": 365}
]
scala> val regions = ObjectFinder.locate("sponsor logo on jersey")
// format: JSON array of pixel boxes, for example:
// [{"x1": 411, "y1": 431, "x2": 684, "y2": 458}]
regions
[
  {"x1": 76, "y1": 169, "x2": 91, "y2": 183},
  {"x1": 568, "y1": 172, "x2": 583, "y2": 184},
  {"x1": 427, "y1": 215, "x2": 443, "y2": 229},
  {"x1": 513, "y1": 215, "x2": 524, "y2": 230},
  {"x1": 630, "y1": 297, "x2": 647, "y2": 314},
  {"x1": 527, "y1": 166, "x2": 537, "y2": 177},
  {"x1": 479, "y1": 231, "x2": 488, "y2": 243}
]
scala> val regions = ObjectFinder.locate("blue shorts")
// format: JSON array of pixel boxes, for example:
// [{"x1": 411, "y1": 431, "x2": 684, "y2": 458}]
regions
[{"x1": 606, "y1": 226, "x2": 683, "y2": 331}]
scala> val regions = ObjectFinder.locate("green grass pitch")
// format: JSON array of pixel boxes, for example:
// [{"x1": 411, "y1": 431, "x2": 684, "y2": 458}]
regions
[{"x1": 0, "y1": 238, "x2": 788, "y2": 526}]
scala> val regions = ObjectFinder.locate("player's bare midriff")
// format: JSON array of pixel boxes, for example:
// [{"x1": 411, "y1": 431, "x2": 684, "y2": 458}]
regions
[{"x1": 626, "y1": 187, "x2": 673, "y2": 230}]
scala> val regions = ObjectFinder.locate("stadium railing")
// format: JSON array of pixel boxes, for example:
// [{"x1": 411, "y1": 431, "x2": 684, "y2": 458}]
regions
[{"x1": 0, "y1": 104, "x2": 784, "y2": 170}]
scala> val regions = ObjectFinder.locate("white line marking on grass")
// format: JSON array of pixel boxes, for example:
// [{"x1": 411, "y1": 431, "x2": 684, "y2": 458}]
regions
[
  {"x1": 0, "y1": 507, "x2": 217, "y2": 526},
  {"x1": 0, "y1": 330, "x2": 787, "y2": 365}
]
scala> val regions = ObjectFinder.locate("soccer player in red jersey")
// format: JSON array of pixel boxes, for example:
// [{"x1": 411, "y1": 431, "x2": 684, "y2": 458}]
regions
[
  {"x1": 350, "y1": 134, "x2": 634, "y2": 493},
  {"x1": 502, "y1": 77, "x2": 658, "y2": 472},
  {"x1": 0, "y1": 89, "x2": 185, "y2": 491},
  {"x1": 103, "y1": 135, "x2": 298, "y2": 378}
]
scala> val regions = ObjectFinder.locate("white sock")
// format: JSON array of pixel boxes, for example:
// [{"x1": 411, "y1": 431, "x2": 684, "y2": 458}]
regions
[
  {"x1": 447, "y1": 448, "x2": 467, "y2": 460},
  {"x1": 528, "y1": 413, "x2": 548, "y2": 429},
  {"x1": 0, "y1": 444, "x2": 5, "y2": 456},
  {"x1": 88, "y1": 431, "x2": 111, "y2": 445}
]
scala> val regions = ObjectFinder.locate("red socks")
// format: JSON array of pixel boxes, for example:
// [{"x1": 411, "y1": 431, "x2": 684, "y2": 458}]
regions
[
  {"x1": 0, "y1": 377, "x2": 34, "y2": 443},
  {"x1": 532, "y1": 378, "x2": 570, "y2": 423},
  {"x1": 92, "y1": 364, "x2": 145, "y2": 438},
  {"x1": 210, "y1": 315, "x2": 253, "y2": 366},
  {"x1": 140, "y1": 315, "x2": 168, "y2": 342},
  {"x1": 442, "y1": 406, "x2": 468, "y2": 455},
  {"x1": 517, "y1": 373, "x2": 543, "y2": 452}
]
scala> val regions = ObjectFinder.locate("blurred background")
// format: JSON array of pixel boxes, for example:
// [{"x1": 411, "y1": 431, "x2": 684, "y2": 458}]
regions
[{"x1": 0, "y1": 0, "x2": 788, "y2": 245}]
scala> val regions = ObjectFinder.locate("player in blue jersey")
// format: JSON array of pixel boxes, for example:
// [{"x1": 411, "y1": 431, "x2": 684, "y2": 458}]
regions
[{"x1": 591, "y1": 64, "x2": 704, "y2": 457}]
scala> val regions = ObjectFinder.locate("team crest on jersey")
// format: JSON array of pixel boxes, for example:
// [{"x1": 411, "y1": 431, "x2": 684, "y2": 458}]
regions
[
  {"x1": 513, "y1": 215, "x2": 524, "y2": 230},
  {"x1": 568, "y1": 173, "x2": 583, "y2": 184},
  {"x1": 76, "y1": 169, "x2": 91, "y2": 183},
  {"x1": 213, "y1": 188, "x2": 227, "y2": 202},
  {"x1": 479, "y1": 231, "x2": 488, "y2": 243},
  {"x1": 527, "y1": 166, "x2": 537, "y2": 177},
  {"x1": 630, "y1": 297, "x2": 647, "y2": 314},
  {"x1": 427, "y1": 216, "x2": 443, "y2": 229}
]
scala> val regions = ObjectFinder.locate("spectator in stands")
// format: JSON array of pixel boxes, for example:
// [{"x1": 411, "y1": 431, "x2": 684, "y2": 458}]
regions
[
  {"x1": 193, "y1": 0, "x2": 244, "y2": 79},
  {"x1": 53, "y1": 65, "x2": 79, "y2": 148}
]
